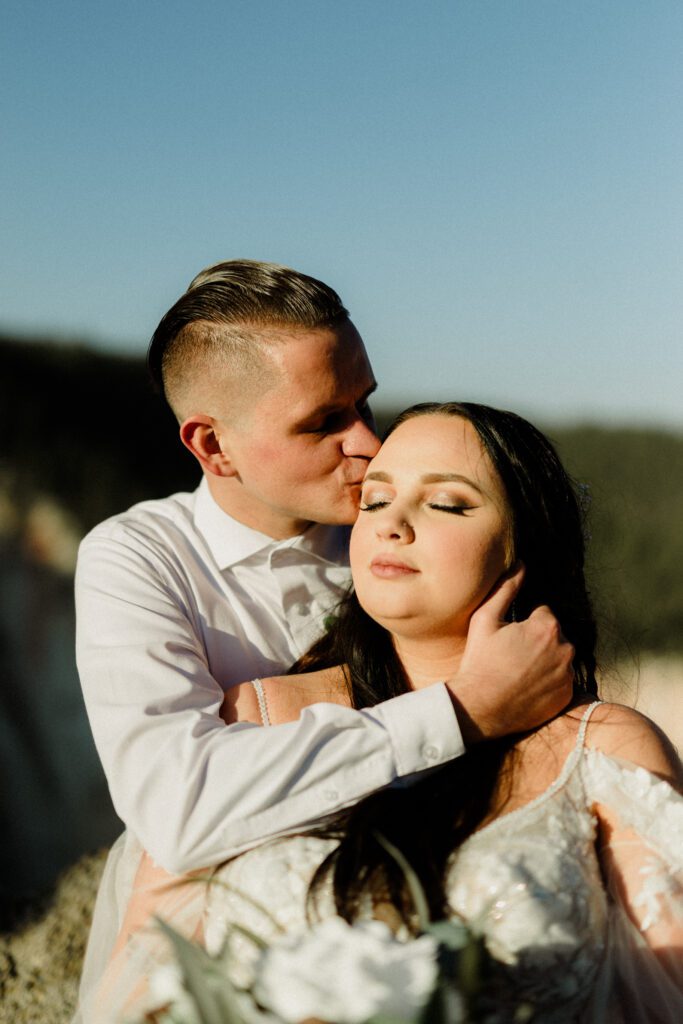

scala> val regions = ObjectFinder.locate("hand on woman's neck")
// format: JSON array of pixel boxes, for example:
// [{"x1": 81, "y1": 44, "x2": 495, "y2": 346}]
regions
[{"x1": 393, "y1": 634, "x2": 467, "y2": 690}]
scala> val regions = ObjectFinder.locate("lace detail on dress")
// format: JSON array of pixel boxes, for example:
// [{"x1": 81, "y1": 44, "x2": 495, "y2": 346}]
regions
[
  {"x1": 581, "y1": 748, "x2": 683, "y2": 868},
  {"x1": 84, "y1": 702, "x2": 683, "y2": 1024},
  {"x1": 203, "y1": 835, "x2": 338, "y2": 988},
  {"x1": 459, "y1": 702, "x2": 601, "y2": 844},
  {"x1": 634, "y1": 855, "x2": 683, "y2": 930},
  {"x1": 581, "y1": 747, "x2": 683, "y2": 935},
  {"x1": 444, "y1": 704, "x2": 607, "y2": 1021}
]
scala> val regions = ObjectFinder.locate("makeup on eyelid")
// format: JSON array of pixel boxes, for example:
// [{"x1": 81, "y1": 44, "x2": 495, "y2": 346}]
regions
[{"x1": 349, "y1": 414, "x2": 511, "y2": 642}]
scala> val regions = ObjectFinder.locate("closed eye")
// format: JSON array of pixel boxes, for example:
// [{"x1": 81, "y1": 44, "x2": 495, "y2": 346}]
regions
[
  {"x1": 359, "y1": 500, "x2": 390, "y2": 512},
  {"x1": 307, "y1": 411, "x2": 345, "y2": 434},
  {"x1": 429, "y1": 503, "x2": 473, "y2": 515}
]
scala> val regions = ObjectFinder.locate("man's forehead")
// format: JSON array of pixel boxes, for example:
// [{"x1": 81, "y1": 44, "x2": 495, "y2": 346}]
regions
[
  {"x1": 260, "y1": 327, "x2": 376, "y2": 420},
  {"x1": 266, "y1": 322, "x2": 373, "y2": 376}
]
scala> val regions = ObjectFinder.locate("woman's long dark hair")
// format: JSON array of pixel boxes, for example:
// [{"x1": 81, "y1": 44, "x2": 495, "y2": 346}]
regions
[{"x1": 295, "y1": 403, "x2": 599, "y2": 928}]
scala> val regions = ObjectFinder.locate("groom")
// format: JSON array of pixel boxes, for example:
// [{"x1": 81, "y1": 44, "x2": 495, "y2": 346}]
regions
[{"x1": 75, "y1": 259, "x2": 574, "y2": 874}]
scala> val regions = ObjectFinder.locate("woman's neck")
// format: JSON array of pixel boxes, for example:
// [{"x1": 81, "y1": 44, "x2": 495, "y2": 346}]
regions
[{"x1": 393, "y1": 634, "x2": 467, "y2": 690}]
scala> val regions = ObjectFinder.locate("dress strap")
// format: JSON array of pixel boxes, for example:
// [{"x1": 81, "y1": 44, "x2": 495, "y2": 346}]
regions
[
  {"x1": 250, "y1": 678, "x2": 271, "y2": 726},
  {"x1": 576, "y1": 700, "x2": 602, "y2": 749}
]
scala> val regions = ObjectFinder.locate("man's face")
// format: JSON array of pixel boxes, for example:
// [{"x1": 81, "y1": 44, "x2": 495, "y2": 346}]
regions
[{"x1": 213, "y1": 322, "x2": 380, "y2": 537}]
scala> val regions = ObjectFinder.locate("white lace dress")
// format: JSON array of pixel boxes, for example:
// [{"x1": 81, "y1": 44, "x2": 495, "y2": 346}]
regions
[{"x1": 81, "y1": 703, "x2": 683, "y2": 1023}]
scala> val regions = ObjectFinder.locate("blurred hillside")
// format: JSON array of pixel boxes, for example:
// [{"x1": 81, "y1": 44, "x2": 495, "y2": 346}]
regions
[
  {"x1": 1, "y1": 333, "x2": 681, "y2": 918},
  {"x1": 2, "y1": 333, "x2": 682, "y2": 655},
  {"x1": 543, "y1": 424, "x2": 683, "y2": 659}
]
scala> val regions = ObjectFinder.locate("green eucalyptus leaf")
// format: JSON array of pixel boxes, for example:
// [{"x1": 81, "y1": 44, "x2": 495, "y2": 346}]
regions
[
  {"x1": 456, "y1": 934, "x2": 485, "y2": 1002},
  {"x1": 155, "y1": 918, "x2": 245, "y2": 1024},
  {"x1": 425, "y1": 920, "x2": 470, "y2": 951}
]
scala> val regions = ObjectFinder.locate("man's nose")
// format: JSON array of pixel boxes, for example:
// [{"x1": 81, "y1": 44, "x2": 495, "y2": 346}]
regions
[{"x1": 341, "y1": 415, "x2": 381, "y2": 459}]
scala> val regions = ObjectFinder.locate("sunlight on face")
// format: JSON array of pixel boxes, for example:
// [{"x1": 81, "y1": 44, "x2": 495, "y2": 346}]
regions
[
  {"x1": 350, "y1": 414, "x2": 512, "y2": 641},
  {"x1": 208, "y1": 323, "x2": 379, "y2": 537}
]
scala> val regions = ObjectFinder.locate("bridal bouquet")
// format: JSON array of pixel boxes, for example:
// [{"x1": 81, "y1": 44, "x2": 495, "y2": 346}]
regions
[
  {"x1": 145, "y1": 912, "x2": 484, "y2": 1024},
  {"x1": 141, "y1": 839, "x2": 528, "y2": 1024}
]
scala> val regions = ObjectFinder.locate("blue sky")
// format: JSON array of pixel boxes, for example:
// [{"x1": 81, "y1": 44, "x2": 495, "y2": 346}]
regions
[{"x1": 2, "y1": 1, "x2": 682, "y2": 425}]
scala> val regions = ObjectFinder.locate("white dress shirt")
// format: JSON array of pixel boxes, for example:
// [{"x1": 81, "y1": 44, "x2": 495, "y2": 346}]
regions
[{"x1": 75, "y1": 478, "x2": 464, "y2": 873}]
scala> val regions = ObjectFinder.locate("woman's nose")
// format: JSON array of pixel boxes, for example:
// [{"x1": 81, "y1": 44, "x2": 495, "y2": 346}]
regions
[{"x1": 376, "y1": 516, "x2": 414, "y2": 543}]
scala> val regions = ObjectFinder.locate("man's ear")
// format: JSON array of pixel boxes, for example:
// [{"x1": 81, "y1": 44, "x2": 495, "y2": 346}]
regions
[{"x1": 179, "y1": 415, "x2": 238, "y2": 477}]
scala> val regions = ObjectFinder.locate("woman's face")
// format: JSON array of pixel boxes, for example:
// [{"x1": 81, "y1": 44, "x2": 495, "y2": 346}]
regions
[{"x1": 350, "y1": 414, "x2": 512, "y2": 641}]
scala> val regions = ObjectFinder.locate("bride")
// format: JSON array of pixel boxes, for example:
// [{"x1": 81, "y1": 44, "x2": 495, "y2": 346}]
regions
[{"x1": 84, "y1": 402, "x2": 682, "y2": 1023}]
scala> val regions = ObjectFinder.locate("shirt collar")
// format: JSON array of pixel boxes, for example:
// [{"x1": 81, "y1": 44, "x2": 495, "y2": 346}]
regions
[{"x1": 193, "y1": 477, "x2": 350, "y2": 570}]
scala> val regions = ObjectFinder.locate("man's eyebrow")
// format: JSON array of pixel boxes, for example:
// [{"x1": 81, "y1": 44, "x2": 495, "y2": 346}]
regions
[{"x1": 363, "y1": 470, "x2": 484, "y2": 494}]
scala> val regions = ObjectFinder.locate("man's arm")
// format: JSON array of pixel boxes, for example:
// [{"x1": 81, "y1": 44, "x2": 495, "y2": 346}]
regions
[
  {"x1": 75, "y1": 528, "x2": 463, "y2": 873},
  {"x1": 77, "y1": 535, "x2": 572, "y2": 874},
  {"x1": 225, "y1": 571, "x2": 575, "y2": 737}
]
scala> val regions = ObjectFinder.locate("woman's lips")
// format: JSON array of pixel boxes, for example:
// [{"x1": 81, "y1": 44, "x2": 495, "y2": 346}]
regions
[{"x1": 370, "y1": 556, "x2": 419, "y2": 579}]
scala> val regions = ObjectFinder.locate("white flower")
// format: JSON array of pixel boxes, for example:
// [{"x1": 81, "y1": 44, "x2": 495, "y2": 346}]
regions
[
  {"x1": 253, "y1": 917, "x2": 439, "y2": 1024},
  {"x1": 204, "y1": 906, "x2": 229, "y2": 956},
  {"x1": 148, "y1": 963, "x2": 201, "y2": 1024}
]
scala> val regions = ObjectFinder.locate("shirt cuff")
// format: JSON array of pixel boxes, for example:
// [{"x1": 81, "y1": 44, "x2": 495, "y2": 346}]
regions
[{"x1": 369, "y1": 683, "x2": 464, "y2": 776}]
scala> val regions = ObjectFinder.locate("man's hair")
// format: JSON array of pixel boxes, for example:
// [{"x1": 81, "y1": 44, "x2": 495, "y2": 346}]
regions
[{"x1": 148, "y1": 260, "x2": 349, "y2": 415}]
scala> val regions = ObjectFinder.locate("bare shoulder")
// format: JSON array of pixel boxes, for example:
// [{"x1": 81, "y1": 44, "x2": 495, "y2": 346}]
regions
[{"x1": 584, "y1": 702, "x2": 682, "y2": 789}]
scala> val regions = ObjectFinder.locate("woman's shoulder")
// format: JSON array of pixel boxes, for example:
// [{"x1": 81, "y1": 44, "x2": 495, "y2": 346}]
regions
[
  {"x1": 580, "y1": 701, "x2": 682, "y2": 789},
  {"x1": 521, "y1": 700, "x2": 681, "y2": 790}
]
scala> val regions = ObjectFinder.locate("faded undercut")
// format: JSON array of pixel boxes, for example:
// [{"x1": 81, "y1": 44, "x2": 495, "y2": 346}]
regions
[{"x1": 148, "y1": 260, "x2": 350, "y2": 420}]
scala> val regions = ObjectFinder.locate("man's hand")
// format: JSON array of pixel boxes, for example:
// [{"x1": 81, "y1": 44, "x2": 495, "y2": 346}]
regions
[{"x1": 447, "y1": 565, "x2": 574, "y2": 744}]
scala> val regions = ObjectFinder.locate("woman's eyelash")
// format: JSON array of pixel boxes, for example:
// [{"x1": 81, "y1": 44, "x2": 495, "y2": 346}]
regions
[
  {"x1": 359, "y1": 500, "x2": 472, "y2": 514},
  {"x1": 429, "y1": 503, "x2": 471, "y2": 515}
]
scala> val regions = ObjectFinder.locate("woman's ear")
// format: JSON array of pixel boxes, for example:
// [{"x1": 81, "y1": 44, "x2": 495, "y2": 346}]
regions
[{"x1": 179, "y1": 415, "x2": 238, "y2": 477}]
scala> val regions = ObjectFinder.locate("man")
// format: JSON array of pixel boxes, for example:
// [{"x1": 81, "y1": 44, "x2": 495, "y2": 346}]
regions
[{"x1": 76, "y1": 259, "x2": 573, "y2": 874}]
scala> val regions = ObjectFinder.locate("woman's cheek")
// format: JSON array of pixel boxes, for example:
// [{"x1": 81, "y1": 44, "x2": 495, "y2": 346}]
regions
[{"x1": 349, "y1": 521, "x2": 369, "y2": 574}]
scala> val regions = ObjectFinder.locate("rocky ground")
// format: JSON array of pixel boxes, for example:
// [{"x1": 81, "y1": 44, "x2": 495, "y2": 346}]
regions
[{"x1": 0, "y1": 850, "x2": 107, "y2": 1024}]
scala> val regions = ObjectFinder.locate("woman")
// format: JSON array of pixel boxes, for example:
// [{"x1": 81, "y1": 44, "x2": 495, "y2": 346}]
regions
[{"x1": 87, "y1": 403, "x2": 683, "y2": 1022}]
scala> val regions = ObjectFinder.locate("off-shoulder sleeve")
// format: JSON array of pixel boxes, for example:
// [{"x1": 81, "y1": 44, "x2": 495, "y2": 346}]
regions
[{"x1": 580, "y1": 749, "x2": 683, "y2": 1023}]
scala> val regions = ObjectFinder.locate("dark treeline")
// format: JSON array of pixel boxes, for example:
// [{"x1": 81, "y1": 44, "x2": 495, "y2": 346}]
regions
[
  {"x1": 1, "y1": 335, "x2": 198, "y2": 533},
  {"x1": 2, "y1": 333, "x2": 682, "y2": 658}
]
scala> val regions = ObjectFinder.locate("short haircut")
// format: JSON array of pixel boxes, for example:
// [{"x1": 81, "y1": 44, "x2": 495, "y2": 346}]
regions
[{"x1": 148, "y1": 260, "x2": 350, "y2": 416}]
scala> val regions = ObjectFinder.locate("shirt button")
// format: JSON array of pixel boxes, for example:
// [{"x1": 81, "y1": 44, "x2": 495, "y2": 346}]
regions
[
  {"x1": 422, "y1": 744, "x2": 440, "y2": 762},
  {"x1": 323, "y1": 788, "x2": 339, "y2": 802}
]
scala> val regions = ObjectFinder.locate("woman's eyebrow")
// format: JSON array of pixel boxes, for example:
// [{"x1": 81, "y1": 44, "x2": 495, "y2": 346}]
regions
[
  {"x1": 421, "y1": 472, "x2": 484, "y2": 494},
  {"x1": 364, "y1": 470, "x2": 484, "y2": 495}
]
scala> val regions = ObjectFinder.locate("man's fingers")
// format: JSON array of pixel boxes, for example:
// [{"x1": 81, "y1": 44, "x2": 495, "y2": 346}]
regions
[
  {"x1": 470, "y1": 562, "x2": 525, "y2": 632},
  {"x1": 527, "y1": 605, "x2": 576, "y2": 653}
]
